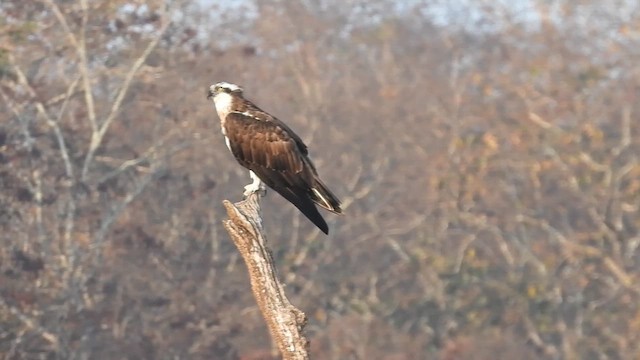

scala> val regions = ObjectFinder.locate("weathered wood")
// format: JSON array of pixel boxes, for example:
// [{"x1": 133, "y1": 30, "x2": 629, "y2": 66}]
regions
[{"x1": 222, "y1": 193, "x2": 309, "y2": 360}]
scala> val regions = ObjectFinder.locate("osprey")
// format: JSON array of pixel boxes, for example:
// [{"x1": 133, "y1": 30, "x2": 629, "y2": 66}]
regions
[{"x1": 207, "y1": 82, "x2": 342, "y2": 234}]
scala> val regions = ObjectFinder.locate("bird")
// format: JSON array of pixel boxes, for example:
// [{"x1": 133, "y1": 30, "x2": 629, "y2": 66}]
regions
[{"x1": 207, "y1": 82, "x2": 342, "y2": 234}]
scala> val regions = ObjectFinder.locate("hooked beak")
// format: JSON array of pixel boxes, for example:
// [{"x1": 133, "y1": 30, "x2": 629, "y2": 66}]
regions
[{"x1": 207, "y1": 89, "x2": 214, "y2": 99}]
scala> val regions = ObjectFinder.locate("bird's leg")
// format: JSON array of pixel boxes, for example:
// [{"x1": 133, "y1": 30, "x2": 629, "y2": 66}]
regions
[{"x1": 244, "y1": 171, "x2": 267, "y2": 197}]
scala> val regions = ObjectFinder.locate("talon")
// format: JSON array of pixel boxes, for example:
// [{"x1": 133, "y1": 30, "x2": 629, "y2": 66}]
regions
[
  {"x1": 243, "y1": 182, "x2": 263, "y2": 197},
  {"x1": 242, "y1": 170, "x2": 264, "y2": 197},
  {"x1": 243, "y1": 187, "x2": 254, "y2": 198}
]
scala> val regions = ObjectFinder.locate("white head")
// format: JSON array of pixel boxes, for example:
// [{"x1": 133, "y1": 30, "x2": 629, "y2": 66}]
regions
[
  {"x1": 207, "y1": 82, "x2": 243, "y2": 98},
  {"x1": 207, "y1": 82, "x2": 244, "y2": 118}
]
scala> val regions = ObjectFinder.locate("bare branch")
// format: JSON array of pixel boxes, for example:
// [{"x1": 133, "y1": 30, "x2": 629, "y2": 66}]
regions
[
  {"x1": 92, "y1": 170, "x2": 158, "y2": 246},
  {"x1": 612, "y1": 105, "x2": 632, "y2": 157},
  {"x1": 77, "y1": 0, "x2": 96, "y2": 131},
  {"x1": 8, "y1": 54, "x2": 77, "y2": 179},
  {"x1": 81, "y1": 17, "x2": 172, "y2": 180},
  {"x1": 523, "y1": 314, "x2": 558, "y2": 357},
  {"x1": 0, "y1": 296, "x2": 60, "y2": 351},
  {"x1": 41, "y1": 0, "x2": 80, "y2": 50},
  {"x1": 42, "y1": 0, "x2": 97, "y2": 132},
  {"x1": 95, "y1": 130, "x2": 187, "y2": 185},
  {"x1": 223, "y1": 194, "x2": 309, "y2": 360},
  {"x1": 517, "y1": 215, "x2": 640, "y2": 295}
]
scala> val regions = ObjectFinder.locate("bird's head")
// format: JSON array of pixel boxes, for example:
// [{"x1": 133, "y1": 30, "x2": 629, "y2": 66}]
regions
[{"x1": 207, "y1": 82, "x2": 244, "y2": 100}]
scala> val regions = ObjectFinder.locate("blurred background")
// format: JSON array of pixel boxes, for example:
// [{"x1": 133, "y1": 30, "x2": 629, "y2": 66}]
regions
[{"x1": 1, "y1": 0, "x2": 639, "y2": 359}]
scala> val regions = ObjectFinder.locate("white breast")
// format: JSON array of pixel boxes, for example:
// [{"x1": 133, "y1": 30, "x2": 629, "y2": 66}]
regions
[
  {"x1": 212, "y1": 93, "x2": 234, "y2": 152},
  {"x1": 212, "y1": 92, "x2": 234, "y2": 120}
]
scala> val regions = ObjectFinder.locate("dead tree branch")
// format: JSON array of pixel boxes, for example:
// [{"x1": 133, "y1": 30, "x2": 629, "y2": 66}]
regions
[{"x1": 222, "y1": 194, "x2": 309, "y2": 360}]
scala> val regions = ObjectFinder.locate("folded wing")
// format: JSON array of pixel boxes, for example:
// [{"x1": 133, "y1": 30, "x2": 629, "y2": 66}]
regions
[{"x1": 224, "y1": 112, "x2": 340, "y2": 233}]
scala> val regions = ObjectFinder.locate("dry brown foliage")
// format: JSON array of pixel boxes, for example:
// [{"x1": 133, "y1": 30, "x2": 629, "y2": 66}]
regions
[{"x1": 1, "y1": 1, "x2": 639, "y2": 359}]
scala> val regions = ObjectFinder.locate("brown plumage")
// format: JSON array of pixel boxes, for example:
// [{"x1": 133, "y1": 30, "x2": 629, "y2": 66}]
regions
[{"x1": 208, "y1": 82, "x2": 342, "y2": 234}]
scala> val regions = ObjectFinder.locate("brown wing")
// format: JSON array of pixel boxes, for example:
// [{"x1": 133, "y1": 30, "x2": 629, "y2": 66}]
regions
[
  {"x1": 223, "y1": 112, "x2": 312, "y2": 184},
  {"x1": 223, "y1": 111, "x2": 330, "y2": 233},
  {"x1": 240, "y1": 102, "x2": 309, "y2": 156}
]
